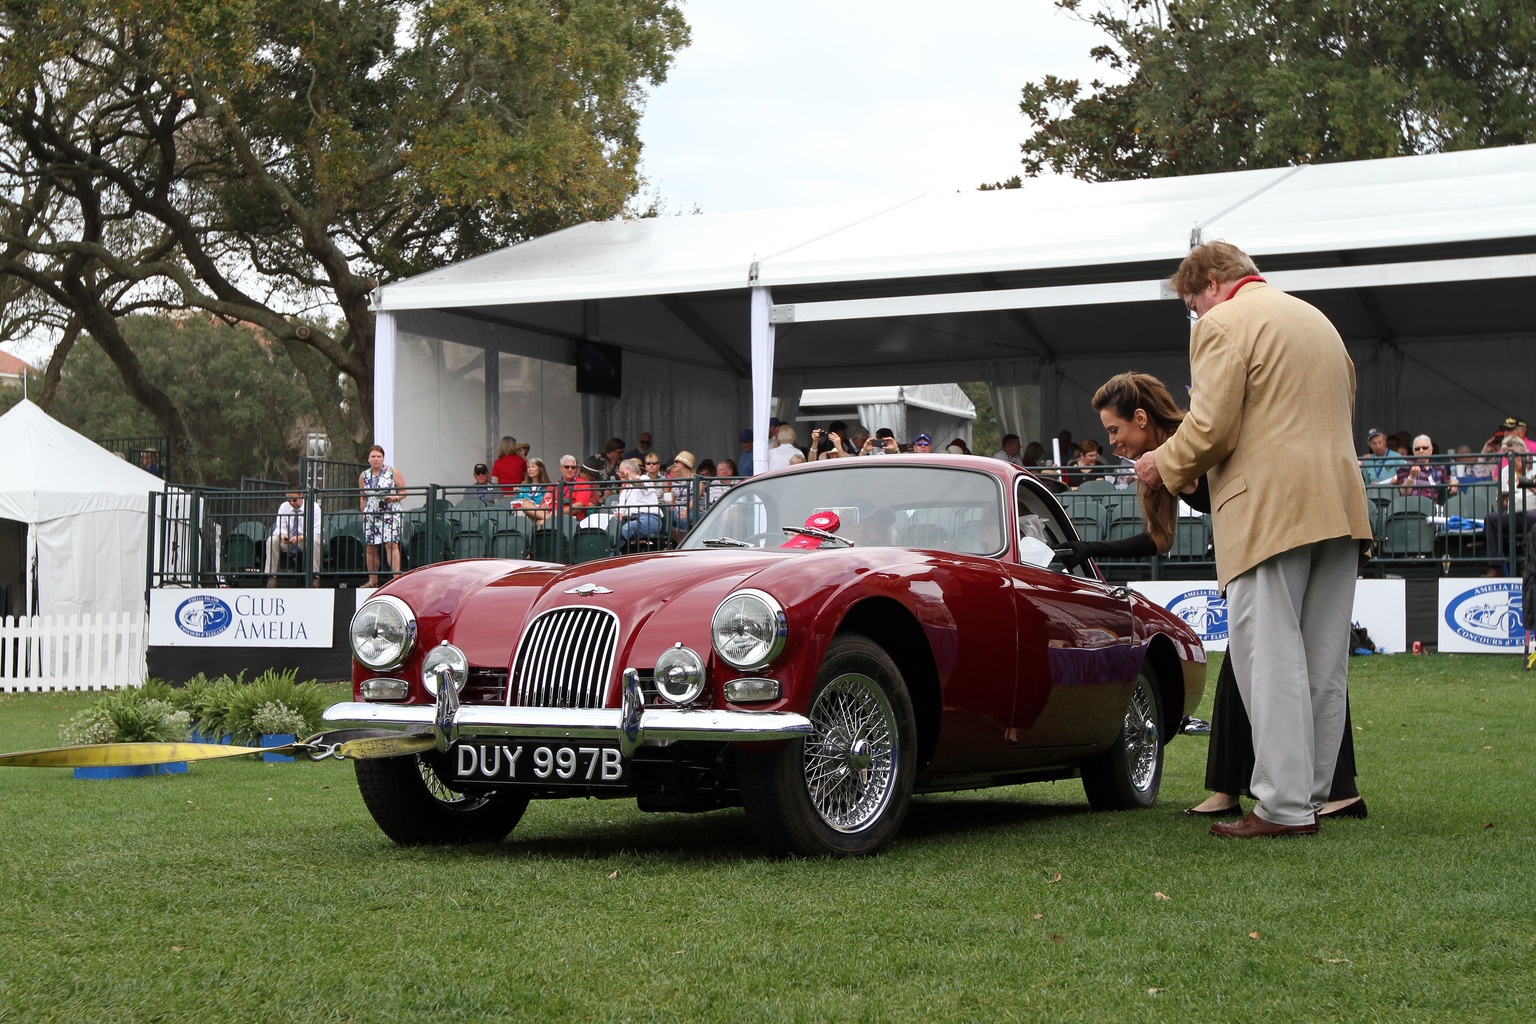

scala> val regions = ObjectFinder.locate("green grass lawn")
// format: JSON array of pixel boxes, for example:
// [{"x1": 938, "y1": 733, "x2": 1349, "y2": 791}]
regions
[{"x1": 0, "y1": 654, "x2": 1531, "y2": 1023}]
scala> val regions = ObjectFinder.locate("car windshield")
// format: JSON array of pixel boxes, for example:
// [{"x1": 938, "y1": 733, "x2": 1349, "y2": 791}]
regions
[{"x1": 681, "y1": 464, "x2": 1005, "y2": 555}]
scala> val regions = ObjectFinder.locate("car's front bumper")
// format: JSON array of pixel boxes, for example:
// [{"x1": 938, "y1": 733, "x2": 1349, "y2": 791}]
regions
[{"x1": 324, "y1": 669, "x2": 811, "y2": 756}]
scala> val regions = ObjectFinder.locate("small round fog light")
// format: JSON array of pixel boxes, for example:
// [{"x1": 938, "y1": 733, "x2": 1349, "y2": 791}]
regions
[
  {"x1": 421, "y1": 642, "x2": 469, "y2": 696},
  {"x1": 654, "y1": 644, "x2": 706, "y2": 705}
]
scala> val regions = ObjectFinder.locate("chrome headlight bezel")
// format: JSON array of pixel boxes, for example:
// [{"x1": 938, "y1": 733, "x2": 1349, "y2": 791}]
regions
[
  {"x1": 421, "y1": 641, "x2": 469, "y2": 696},
  {"x1": 710, "y1": 589, "x2": 787, "y2": 670},
  {"x1": 654, "y1": 644, "x2": 707, "y2": 705},
  {"x1": 350, "y1": 595, "x2": 417, "y2": 671}
]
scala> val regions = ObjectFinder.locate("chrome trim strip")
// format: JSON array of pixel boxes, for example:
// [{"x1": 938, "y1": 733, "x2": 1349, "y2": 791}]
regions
[{"x1": 322, "y1": 700, "x2": 813, "y2": 744}]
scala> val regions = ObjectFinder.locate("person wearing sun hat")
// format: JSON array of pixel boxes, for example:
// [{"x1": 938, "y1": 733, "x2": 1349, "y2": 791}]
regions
[{"x1": 1358, "y1": 426, "x2": 1405, "y2": 486}]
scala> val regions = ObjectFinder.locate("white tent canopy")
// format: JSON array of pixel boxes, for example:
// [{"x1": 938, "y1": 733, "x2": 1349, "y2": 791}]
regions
[
  {"x1": 0, "y1": 399, "x2": 165, "y2": 617},
  {"x1": 374, "y1": 145, "x2": 1536, "y2": 483}
]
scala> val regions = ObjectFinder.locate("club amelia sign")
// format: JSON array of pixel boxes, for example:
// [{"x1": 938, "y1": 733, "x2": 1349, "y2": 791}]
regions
[{"x1": 149, "y1": 589, "x2": 334, "y2": 648}]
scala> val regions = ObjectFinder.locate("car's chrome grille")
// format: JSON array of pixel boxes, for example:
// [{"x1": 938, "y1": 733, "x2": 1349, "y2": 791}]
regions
[{"x1": 509, "y1": 607, "x2": 619, "y2": 709}]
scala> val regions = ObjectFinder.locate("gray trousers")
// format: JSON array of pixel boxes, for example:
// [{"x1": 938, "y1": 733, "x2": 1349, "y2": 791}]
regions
[{"x1": 1226, "y1": 537, "x2": 1358, "y2": 826}]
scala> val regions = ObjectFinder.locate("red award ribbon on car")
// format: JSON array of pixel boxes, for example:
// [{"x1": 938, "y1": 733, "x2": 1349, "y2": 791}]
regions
[{"x1": 780, "y1": 510, "x2": 840, "y2": 548}]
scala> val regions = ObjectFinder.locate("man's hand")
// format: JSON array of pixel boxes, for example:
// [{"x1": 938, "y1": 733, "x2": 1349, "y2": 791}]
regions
[{"x1": 1134, "y1": 450, "x2": 1163, "y2": 491}]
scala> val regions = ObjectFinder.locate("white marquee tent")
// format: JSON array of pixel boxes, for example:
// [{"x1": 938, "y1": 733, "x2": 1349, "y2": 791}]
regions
[
  {"x1": 0, "y1": 400, "x2": 165, "y2": 617},
  {"x1": 372, "y1": 144, "x2": 1536, "y2": 485}
]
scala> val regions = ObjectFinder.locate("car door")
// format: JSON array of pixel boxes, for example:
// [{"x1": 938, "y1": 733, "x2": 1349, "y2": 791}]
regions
[{"x1": 1005, "y1": 479, "x2": 1139, "y2": 753}]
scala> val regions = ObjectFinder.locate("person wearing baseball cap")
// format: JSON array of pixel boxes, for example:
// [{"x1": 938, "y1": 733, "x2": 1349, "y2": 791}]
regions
[
  {"x1": 1358, "y1": 426, "x2": 1404, "y2": 486},
  {"x1": 1502, "y1": 416, "x2": 1536, "y2": 454},
  {"x1": 911, "y1": 433, "x2": 933, "y2": 452}
]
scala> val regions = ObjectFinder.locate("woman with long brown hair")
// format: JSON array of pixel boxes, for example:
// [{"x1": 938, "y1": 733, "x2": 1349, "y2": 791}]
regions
[{"x1": 1062, "y1": 371, "x2": 1365, "y2": 821}]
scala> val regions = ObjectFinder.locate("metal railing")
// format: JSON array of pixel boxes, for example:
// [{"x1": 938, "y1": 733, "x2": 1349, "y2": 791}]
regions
[
  {"x1": 96, "y1": 434, "x2": 171, "y2": 482},
  {"x1": 147, "y1": 475, "x2": 742, "y2": 589},
  {"x1": 1046, "y1": 454, "x2": 1530, "y2": 581},
  {"x1": 145, "y1": 454, "x2": 1531, "y2": 590}
]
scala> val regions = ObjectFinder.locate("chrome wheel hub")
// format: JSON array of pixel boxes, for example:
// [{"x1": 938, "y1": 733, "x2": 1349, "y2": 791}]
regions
[
  {"x1": 802, "y1": 673, "x2": 898, "y2": 832},
  {"x1": 1122, "y1": 675, "x2": 1160, "y2": 793}
]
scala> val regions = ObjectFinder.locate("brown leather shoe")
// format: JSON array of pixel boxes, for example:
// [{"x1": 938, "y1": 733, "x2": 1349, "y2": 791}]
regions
[{"x1": 1210, "y1": 810, "x2": 1319, "y2": 838}]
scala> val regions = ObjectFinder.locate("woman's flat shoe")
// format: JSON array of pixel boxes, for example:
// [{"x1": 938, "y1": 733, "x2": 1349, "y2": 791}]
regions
[
  {"x1": 1183, "y1": 804, "x2": 1242, "y2": 818},
  {"x1": 1319, "y1": 797, "x2": 1369, "y2": 820}
]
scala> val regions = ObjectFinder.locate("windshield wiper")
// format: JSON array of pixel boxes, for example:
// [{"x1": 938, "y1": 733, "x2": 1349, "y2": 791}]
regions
[{"x1": 702, "y1": 537, "x2": 752, "y2": 548}]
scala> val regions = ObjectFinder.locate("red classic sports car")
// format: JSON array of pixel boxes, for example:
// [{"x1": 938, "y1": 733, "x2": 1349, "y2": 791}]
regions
[{"x1": 325, "y1": 455, "x2": 1207, "y2": 856}]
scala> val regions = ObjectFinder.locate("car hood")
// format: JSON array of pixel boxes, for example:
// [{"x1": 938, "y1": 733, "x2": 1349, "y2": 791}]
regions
[{"x1": 444, "y1": 550, "x2": 803, "y2": 670}]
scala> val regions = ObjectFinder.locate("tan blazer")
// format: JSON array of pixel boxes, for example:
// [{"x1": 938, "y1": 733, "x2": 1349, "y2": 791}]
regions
[{"x1": 1154, "y1": 281, "x2": 1372, "y2": 591}]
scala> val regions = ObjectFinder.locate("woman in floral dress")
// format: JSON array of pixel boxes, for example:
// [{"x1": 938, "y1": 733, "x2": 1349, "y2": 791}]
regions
[{"x1": 359, "y1": 444, "x2": 406, "y2": 586}]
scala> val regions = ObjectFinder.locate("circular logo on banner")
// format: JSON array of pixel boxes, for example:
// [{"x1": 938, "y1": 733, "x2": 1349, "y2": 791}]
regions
[
  {"x1": 175, "y1": 595, "x2": 234, "y2": 638},
  {"x1": 1444, "y1": 583, "x2": 1524, "y2": 648},
  {"x1": 1167, "y1": 588, "x2": 1229, "y2": 643}
]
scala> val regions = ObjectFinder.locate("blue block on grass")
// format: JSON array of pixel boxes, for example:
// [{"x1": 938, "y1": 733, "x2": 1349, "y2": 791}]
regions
[
  {"x1": 261, "y1": 733, "x2": 296, "y2": 762},
  {"x1": 73, "y1": 762, "x2": 188, "y2": 780}
]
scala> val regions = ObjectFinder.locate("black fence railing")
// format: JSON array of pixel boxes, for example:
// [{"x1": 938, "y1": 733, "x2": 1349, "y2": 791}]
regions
[
  {"x1": 1047, "y1": 454, "x2": 1532, "y2": 581},
  {"x1": 147, "y1": 475, "x2": 738, "y2": 589},
  {"x1": 97, "y1": 434, "x2": 171, "y2": 481},
  {"x1": 144, "y1": 454, "x2": 1533, "y2": 590}
]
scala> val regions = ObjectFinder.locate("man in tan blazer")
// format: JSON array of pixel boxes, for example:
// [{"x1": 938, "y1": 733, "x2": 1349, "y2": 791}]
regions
[{"x1": 1137, "y1": 241, "x2": 1372, "y2": 838}]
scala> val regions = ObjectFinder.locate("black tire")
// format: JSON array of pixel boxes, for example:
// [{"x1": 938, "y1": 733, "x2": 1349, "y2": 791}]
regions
[
  {"x1": 739, "y1": 632, "x2": 917, "y2": 857},
  {"x1": 354, "y1": 751, "x2": 530, "y2": 845},
  {"x1": 1081, "y1": 667, "x2": 1164, "y2": 811}
]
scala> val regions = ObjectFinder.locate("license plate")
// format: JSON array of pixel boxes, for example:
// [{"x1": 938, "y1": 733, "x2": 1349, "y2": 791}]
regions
[{"x1": 452, "y1": 741, "x2": 626, "y2": 785}]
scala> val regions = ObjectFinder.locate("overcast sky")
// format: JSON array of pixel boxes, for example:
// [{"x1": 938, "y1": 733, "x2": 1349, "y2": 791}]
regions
[{"x1": 636, "y1": 0, "x2": 1107, "y2": 214}]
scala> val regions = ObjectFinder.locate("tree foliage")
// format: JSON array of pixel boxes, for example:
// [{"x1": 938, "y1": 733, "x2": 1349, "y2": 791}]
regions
[
  {"x1": 33, "y1": 314, "x2": 322, "y2": 488},
  {"x1": 1015, "y1": 0, "x2": 1536, "y2": 181},
  {"x1": 0, "y1": 0, "x2": 689, "y2": 479}
]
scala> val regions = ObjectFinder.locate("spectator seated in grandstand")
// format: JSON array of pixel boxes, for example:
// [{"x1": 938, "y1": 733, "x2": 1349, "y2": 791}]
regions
[
  {"x1": 1394, "y1": 434, "x2": 1456, "y2": 504},
  {"x1": 512, "y1": 458, "x2": 554, "y2": 524},
  {"x1": 664, "y1": 451, "x2": 698, "y2": 531},
  {"x1": 598, "y1": 438, "x2": 626, "y2": 481},
  {"x1": 712, "y1": 459, "x2": 737, "y2": 502},
  {"x1": 993, "y1": 433, "x2": 1023, "y2": 466},
  {"x1": 614, "y1": 459, "x2": 662, "y2": 546},
  {"x1": 1063, "y1": 439, "x2": 1107, "y2": 489},
  {"x1": 1359, "y1": 426, "x2": 1406, "y2": 486},
  {"x1": 945, "y1": 437, "x2": 971, "y2": 455},
  {"x1": 491, "y1": 435, "x2": 525, "y2": 496},
  {"x1": 266, "y1": 489, "x2": 320, "y2": 587},
  {"x1": 468, "y1": 463, "x2": 498, "y2": 503},
  {"x1": 911, "y1": 433, "x2": 934, "y2": 453}
]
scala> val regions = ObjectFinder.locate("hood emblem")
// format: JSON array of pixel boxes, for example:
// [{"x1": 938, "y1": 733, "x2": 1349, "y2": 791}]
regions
[{"x1": 563, "y1": 583, "x2": 613, "y2": 596}]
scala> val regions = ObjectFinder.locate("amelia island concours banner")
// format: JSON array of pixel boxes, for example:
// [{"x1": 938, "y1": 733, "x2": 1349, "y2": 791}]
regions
[
  {"x1": 1438, "y1": 578, "x2": 1524, "y2": 653},
  {"x1": 1129, "y1": 579, "x2": 1408, "y2": 655},
  {"x1": 149, "y1": 589, "x2": 335, "y2": 648}
]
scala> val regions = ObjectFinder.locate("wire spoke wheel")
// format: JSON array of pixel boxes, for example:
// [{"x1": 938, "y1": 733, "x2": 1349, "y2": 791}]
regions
[
  {"x1": 1121, "y1": 676, "x2": 1161, "y2": 795},
  {"x1": 739, "y1": 632, "x2": 917, "y2": 856},
  {"x1": 802, "y1": 673, "x2": 898, "y2": 832},
  {"x1": 1082, "y1": 666, "x2": 1164, "y2": 811},
  {"x1": 416, "y1": 756, "x2": 492, "y2": 810}
]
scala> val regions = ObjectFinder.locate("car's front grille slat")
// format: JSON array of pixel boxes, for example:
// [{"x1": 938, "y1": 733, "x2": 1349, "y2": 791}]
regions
[{"x1": 510, "y1": 606, "x2": 619, "y2": 709}]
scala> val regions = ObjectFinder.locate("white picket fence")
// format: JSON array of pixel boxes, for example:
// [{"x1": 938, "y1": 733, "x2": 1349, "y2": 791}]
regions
[{"x1": 0, "y1": 613, "x2": 148, "y2": 692}]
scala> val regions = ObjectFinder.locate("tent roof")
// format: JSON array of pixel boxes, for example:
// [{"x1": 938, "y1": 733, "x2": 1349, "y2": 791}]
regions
[
  {"x1": 0, "y1": 399, "x2": 166, "y2": 523},
  {"x1": 378, "y1": 144, "x2": 1536, "y2": 311}
]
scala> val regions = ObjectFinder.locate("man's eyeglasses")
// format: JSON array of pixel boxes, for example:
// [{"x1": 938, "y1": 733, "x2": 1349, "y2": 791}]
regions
[
  {"x1": 560, "y1": 464, "x2": 577, "y2": 471},
  {"x1": 1413, "y1": 445, "x2": 1432, "y2": 452},
  {"x1": 645, "y1": 459, "x2": 661, "y2": 466}
]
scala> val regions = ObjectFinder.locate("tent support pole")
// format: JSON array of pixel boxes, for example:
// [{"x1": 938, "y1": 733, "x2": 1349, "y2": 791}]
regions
[
  {"x1": 375, "y1": 311, "x2": 397, "y2": 461},
  {"x1": 750, "y1": 286, "x2": 774, "y2": 474}
]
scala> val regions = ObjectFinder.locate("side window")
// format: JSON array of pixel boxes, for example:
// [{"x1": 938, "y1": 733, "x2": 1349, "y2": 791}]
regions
[{"x1": 1016, "y1": 481, "x2": 1092, "y2": 579}]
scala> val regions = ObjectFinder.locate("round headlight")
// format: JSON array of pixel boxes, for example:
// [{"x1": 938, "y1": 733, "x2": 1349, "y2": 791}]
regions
[
  {"x1": 654, "y1": 644, "x2": 706, "y2": 704},
  {"x1": 711, "y1": 589, "x2": 786, "y2": 669},
  {"x1": 350, "y1": 595, "x2": 417, "y2": 671},
  {"x1": 421, "y1": 642, "x2": 469, "y2": 696}
]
